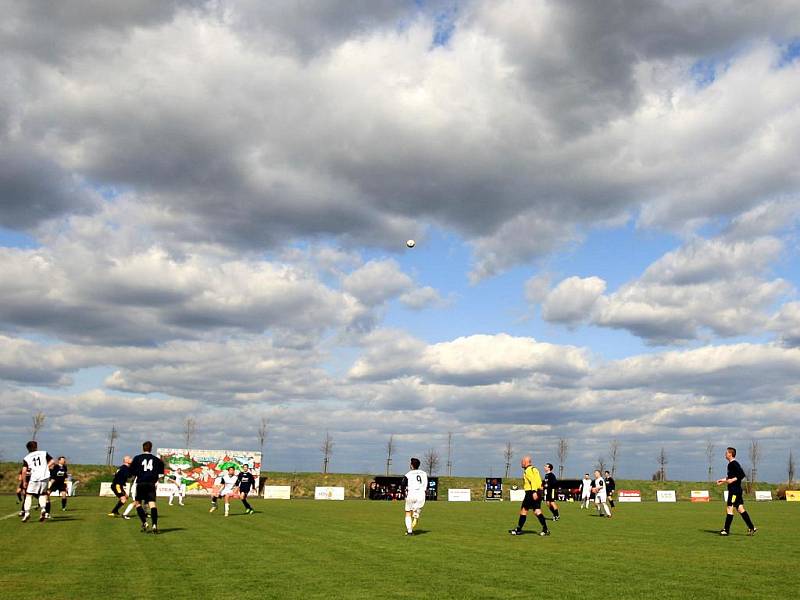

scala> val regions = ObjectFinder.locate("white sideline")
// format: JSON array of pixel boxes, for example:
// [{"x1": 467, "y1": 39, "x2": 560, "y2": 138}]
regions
[{"x1": 1, "y1": 512, "x2": 21, "y2": 521}]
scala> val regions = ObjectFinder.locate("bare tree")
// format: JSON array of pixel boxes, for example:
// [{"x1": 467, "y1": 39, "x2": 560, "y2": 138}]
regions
[
  {"x1": 105, "y1": 424, "x2": 118, "y2": 466},
  {"x1": 609, "y1": 439, "x2": 620, "y2": 477},
  {"x1": 503, "y1": 442, "x2": 513, "y2": 479},
  {"x1": 184, "y1": 417, "x2": 197, "y2": 449},
  {"x1": 31, "y1": 411, "x2": 46, "y2": 440},
  {"x1": 321, "y1": 431, "x2": 334, "y2": 474},
  {"x1": 596, "y1": 456, "x2": 607, "y2": 473},
  {"x1": 557, "y1": 438, "x2": 569, "y2": 479},
  {"x1": 705, "y1": 440, "x2": 716, "y2": 482},
  {"x1": 423, "y1": 448, "x2": 440, "y2": 476},
  {"x1": 257, "y1": 417, "x2": 268, "y2": 459},
  {"x1": 657, "y1": 447, "x2": 668, "y2": 482},
  {"x1": 788, "y1": 449, "x2": 796, "y2": 484},
  {"x1": 748, "y1": 439, "x2": 761, "y2": 488},
  {"x1": 385, "y1": 434, "x2": 395, "y2": 476}
]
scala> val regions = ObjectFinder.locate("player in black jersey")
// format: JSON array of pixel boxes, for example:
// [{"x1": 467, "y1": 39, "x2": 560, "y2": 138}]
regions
[
  {"x1": 234, "y1": 464, "x2": 257, "y2": 515},
  {"x1": 716, "y1": 447, "x2": 757, "y2": 536},
  {"x1": 542, "y1": 463, "x2": 560, "y2": 521},
  {"x1": 16, "y1": 465, "x2": 29, "y2": 516},
  {"x1": 108, "y1": 456, "x2": 134, "y2": 518},
  {"x1": 130, "y1": 441, "x2": 165, "y2": 534},
  {"x1": 49, "y1": 457, "x2": 70, "y2": 511},
  {"x1": 604, "y1": 470, "x2": 616, "y2": 508}
]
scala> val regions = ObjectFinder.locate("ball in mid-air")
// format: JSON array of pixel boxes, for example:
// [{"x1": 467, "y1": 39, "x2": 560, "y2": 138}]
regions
[{"x1": 406, "y1": 239, "x2": 415, "y2": 248}]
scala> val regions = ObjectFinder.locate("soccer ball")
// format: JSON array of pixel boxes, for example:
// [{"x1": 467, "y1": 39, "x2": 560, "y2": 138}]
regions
[{"x1": 406, "y1": 239, "x2": 415, "y2": 248}]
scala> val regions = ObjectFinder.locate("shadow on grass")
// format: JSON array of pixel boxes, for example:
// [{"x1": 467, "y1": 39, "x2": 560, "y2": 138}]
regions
[
  {"x1": 44, "y1": 516, "x2": 80, "y2": 523},
  {"x1": 150, "y1": 527, "x2": 186, "y2": 535},
  {"x1": 408, "y1": 529, "x2": 430, "y2": 536}
]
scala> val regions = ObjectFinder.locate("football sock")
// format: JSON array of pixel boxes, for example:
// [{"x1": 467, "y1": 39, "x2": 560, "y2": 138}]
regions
[
  {"x1": 537, "y1": 513, "x2": 548, "y2": 531},
  {"x1": 44, "y1": 499, "x2": 51, "y2": 513},
  {"x1": 405, "y1": 515, "x2": 413, "y2": 532},
  {"x1": 61, "y1": 497, "x2": 67, "y2": 509},
  {"x1": 136, "y1": 506, "x2": 147, "y2": 524},
  {"x1": 224, "y1": 503, "x2": 229, "y2": 516},
  {"x1": 16, "y1": 491, "x2": 23, "y2": 502},
  {"x1": 111, "y1": 501, "x2": 123, "y2": 514},
  {"x1": 609, "y1": 499, "x2": 615, "y2": 507},
  {"x1": 552, "y1": 508, "x2": 559, "y2": 518},
  {"x1": 23, "y1": 495, "x2": 32, "y2": 513},
  {"x1": 517, "y1": 514, "x2": 527, "y2": 530},
  {"x1": 123, "y1": 502, "x2": 135, "y2": 516},
  {"x1": 741, "y1": 511, "x2": 754, "y2": 529},
  {"x1": 242, "y1": 498, "x2": 252, "y2": 511},
  {"x1": 150, "y1": 507, "x2": 158, "y2": 526},
  {"x1": 603, "y1": 503, "x2": 611, "y2": 516},
  {"x1": 724, "y1": 514, "x2": 733, "y2": 532}
]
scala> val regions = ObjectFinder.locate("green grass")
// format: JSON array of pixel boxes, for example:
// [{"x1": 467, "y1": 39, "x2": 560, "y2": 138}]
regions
[{"x1": 2, "y1": 496, "x2": 798, "y2": 599}]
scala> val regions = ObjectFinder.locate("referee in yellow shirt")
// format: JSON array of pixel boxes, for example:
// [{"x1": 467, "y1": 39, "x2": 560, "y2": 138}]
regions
[{"x1": 509, "y1": 456, "x2": 550, "y2": 536}]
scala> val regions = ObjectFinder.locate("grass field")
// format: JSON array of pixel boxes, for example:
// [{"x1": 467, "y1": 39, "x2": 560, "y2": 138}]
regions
[{"x1": 2, "y1": 496, "x2": 798, "y2": 599}]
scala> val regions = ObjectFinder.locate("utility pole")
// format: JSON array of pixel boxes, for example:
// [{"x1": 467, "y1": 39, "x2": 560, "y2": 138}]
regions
[{"x1": 105, "y1": 424, "x2": 118, "y2": 466}]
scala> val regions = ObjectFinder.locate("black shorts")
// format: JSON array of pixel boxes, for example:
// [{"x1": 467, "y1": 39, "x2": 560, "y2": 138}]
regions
[
  {"x1": 521, "y1": 490, "x2": 542, "y2": 511},
  {"x1": 112, "y1": 483, "x2": 127, "y2": 498},
  {"x1": 544, "y1": 488, "x2": 557, "y2": 503},
  {"x1": 50, "y1": 480, "x2": 67, "y2": 493},
  {"x1": 239, "y1": 487, "x2": 252, "y2": 497},
  {"x1": 135, "y1": 482, "x2": 157, "y2": 503},
  {"x1": 726, "y1": 490, "x2": 744, "y2": 508}
]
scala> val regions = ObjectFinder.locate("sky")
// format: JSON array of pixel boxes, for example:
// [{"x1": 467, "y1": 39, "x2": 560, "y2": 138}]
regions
[{"x1": 1, "y1": 0, "x2": 800, "y2": 482}]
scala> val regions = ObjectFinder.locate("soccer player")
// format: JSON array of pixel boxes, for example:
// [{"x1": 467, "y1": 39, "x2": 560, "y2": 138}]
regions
[
  {"x1": 235, "y1": 464, "x2": 257, "y2": 515},
  {"x1": 20, "y1": 440, "x2": 54, "y2": 523},
  {"x1": 168, "y1": 468, "x2": 186, "y2": 506},
  {"x1": 509, "y1": 456, "x2": 550, "y2": 536},
  {"x1": 604, "y1": 470, "x2": 616, "y2": 508},
  {"x1": 402, "y1": 457, "x2": 428, "y2": 536},
  {"x1": 716, "y1": 447, "x2": 757, "y2": 536},
  {"x1": 210, "y1": 466, "x2": 239, "y2": 517},
  {"x1": 130, "y1": 441, "x2": 165, "y2": 534},
  {"x1": 16, "y1": 465, "x2": 30, "y2": 516},
  {"x1": 542, "y1": 463, "x2": 560, "y2": 521},
  {"x1": 592, "y1": 470, "x2": 611, "y2": 517},
  {"x1": 49, "y1": 457, "x2": 70, "y2": 511},
  {"x1": 580, "y1": 473, "x2": 592, "y2": 509},
  {"x1": 109, "y1": 456, "x2": 135, "y2": 518}
]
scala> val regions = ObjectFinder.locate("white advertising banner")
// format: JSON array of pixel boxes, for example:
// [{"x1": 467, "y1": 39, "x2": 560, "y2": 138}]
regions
[
  {"x1": 754, "y1": 490, "x2": 772, "y2": 501},
  {"x1": 314, "y1": 486, "x2": 345, "y2": 500},
  {"x1": 690, "y1": 490, "x2": 710, "y2": 503},
  {"x1": 509, "y1": 489, "x2": 526, "y2": 502},
  {"x1": 264, "y1": 485, "x2": 292, "y2": 500},
  {"x1": 617, "y1": 490, "x2": 642, "y2": 503},
  {"x1": 447, "y1": 489, "x2": 471, "y2": 502},
  {"x1": 156, "y1": 482, "x2": 180, "y2": 497},
  {"x1": 657, "y1": 490, "x2": 677, "y2": 503}
]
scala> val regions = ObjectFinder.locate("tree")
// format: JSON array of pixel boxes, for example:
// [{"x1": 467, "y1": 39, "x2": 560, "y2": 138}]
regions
[
  {"x1": 788, "y1": 449, "x2": 796, "y2": 485},
  {"x1": 385, "y1": 434, "x2": 395, "y2": 476},
  {"x1": 657, "y1": 447, "x2": 668, "y2": 482},
  {"x1": 445, "y1": 432, "x2": 453, "y2": 476},
  {"x1": 184, "y1": 417, "x2": 196, "y2": 449},
  {"x1": 748, "y1": 439, "x2": 761, "y2": 490},
  {"x1": 705, "y1": 440, "x2": 716, "y2": 482},
  {"x1": 503, "y1": 442, "x2": 513, "y2": 479},
  {"x1": 257, "y1": 417, "x2": 268, "y2": 460},
  {"x1": 596, "y1": 456, "x2": 607, "y2": 473},
  {"x1": 321, "y1": 431, "x2": 334, "y2": 474},
  {"x1": 609, "y1": 439, "x2": 620, "y2": 477},
  {"x1": 423, "y1": 448, "x2": 440, "y2": 476},
  {"x1": 105, "y1": 424, "x2": 118, "y2": 466},
  {"x1": 557, "y1": 438, "x2": 569, "y2": 479},
  {"x1": 31, "y1": 411, "x2": 46, "y2": 441}
]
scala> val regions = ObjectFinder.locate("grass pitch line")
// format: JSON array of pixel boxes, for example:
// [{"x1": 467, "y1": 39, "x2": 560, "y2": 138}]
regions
[{"x1": 1, "y1": 512, "x2": 21, "y2": 521}]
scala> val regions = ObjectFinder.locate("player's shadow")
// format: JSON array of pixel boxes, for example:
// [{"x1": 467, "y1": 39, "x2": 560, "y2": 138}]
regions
[
  {"x1": 702, "y1": 529, "x2": 726, "y2": 535},
  {"x1": 411, "y1": 529, "x2": 430, "y2": 536},
  {"x1": 153, "y1": 527, "x2": 186, "y2": 534},
  {"x1": 48, "y1": 516, "x2": 80, "y2": 523}
]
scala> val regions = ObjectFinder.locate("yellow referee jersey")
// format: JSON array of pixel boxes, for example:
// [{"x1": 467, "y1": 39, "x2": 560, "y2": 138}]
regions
[{"x1": 523, "y1": 465, "x2": 543, "y2": 491}]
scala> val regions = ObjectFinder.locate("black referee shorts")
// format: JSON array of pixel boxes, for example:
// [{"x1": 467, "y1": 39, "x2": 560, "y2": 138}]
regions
[{"x1": 521, "y1": 490, "x2": 542, "y2": 511}]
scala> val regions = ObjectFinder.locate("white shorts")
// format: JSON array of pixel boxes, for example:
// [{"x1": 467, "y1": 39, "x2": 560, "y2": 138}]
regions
[
  {"x1": 405, "y1": 494, "x2": 425, "y2": 514},
  {"x1": 27, "y1": 480, "x2": 49, "y2": 495},
  {"x1": 595, "y1": 493, "x2": 607, "y2": 504},
  {"x1": 220, "y1": 488, "x2": 236, "y2": 498},
  {"x1": 581, "y1": 492, "x2": 591, "y2": 499}
]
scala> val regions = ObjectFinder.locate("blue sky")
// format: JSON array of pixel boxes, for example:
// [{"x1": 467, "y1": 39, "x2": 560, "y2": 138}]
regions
[{"x1": 1, "y1": 1, "x2": 799, "y2": 482}]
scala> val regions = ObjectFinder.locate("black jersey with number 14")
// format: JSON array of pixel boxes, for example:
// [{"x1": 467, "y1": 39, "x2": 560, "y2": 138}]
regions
[{"x1": 130, "y1": 453, "x2": 165, "y2": 484}]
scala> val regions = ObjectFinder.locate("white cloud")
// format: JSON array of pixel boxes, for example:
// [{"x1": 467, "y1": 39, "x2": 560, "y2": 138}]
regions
[{"x1": 541, "y1": 276, "x2": 606, "y2": 324}]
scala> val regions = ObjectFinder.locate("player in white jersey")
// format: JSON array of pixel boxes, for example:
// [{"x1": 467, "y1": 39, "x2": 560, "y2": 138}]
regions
[
  {"x1": 169, "y1": 468, "x2": 186, "y2": 506},
  {"x1": 592, "y1": 469, "x2": 612, "y2": 517},
  {"x1": 402, "y1": 458, "x2": 428, "y2": 536},
  {"x1": 21, "y1": 440, "x2": 54, "y2": 523},
  {"x1": 210, "y1": 466, "x2": 239, "y2": 516},
  {"x1": 580, "y1": 473, "x2": 593, "y2": 509}
]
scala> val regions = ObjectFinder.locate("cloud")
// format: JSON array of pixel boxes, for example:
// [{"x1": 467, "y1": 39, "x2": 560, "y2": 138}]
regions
[{"x1": 541, "y1": 276, "x2": 606, "y2": 325}]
